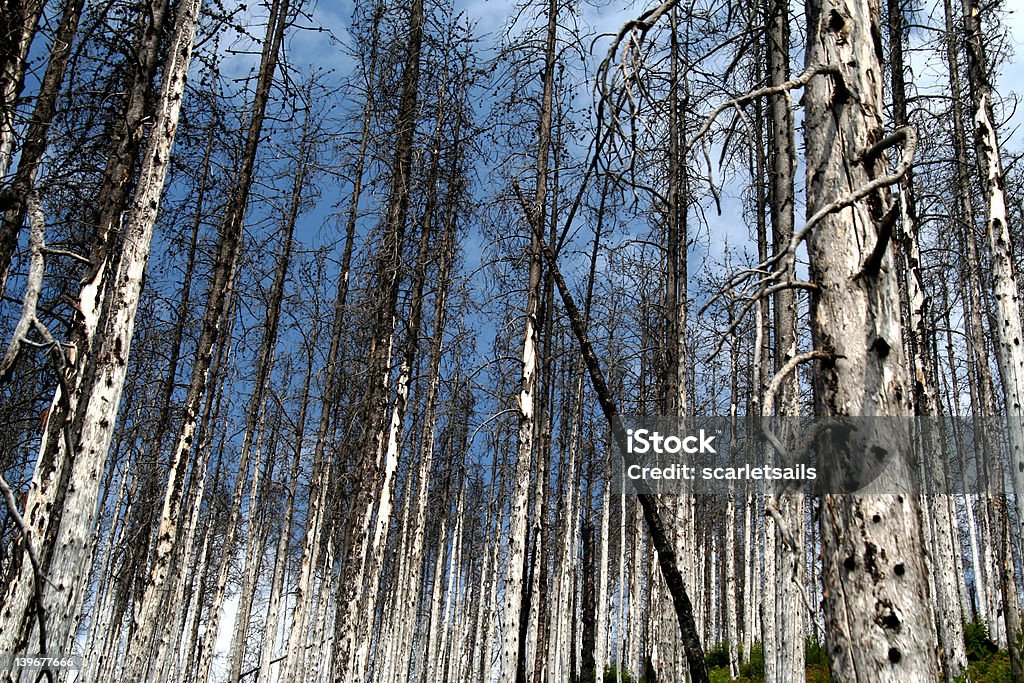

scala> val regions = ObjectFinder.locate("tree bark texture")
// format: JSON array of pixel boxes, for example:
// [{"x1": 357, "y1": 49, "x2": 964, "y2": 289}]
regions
[{"x1": 803, "y1": 0, "x2": 941, "y2": 679}]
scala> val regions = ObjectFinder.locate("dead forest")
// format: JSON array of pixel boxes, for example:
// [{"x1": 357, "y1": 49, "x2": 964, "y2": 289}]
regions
[{"x1": 1, "y1": 0, "x2": 1024, "y2": 681}]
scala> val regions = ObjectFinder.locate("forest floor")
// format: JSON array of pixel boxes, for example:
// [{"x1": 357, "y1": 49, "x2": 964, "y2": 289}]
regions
[{"x1": 607, "y1": 628, "x2": 1015, "y2": 682}]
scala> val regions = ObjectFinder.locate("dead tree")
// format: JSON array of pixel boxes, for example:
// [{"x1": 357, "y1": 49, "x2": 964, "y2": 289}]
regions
[
  {"x1": 122, "y1": 0, "x2": 291, "y2": 676},
  {"x1": 0, "y1": 0, "x2": 202, "y2": 669},
  {"x1": 802, "y1": 0, "x2": 940, "y2": 679}
]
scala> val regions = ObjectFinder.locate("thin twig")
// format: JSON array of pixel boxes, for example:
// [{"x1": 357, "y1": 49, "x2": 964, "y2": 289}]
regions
[
  {"x1": 683, "y1": 64, "x2": 841, "y2": 155},
  {"x1": 41, "y1": 248, "x2": 90, "y2": 265},
  {"x1": 598, "y1": 0, "x2": 681, "y2": 96}
]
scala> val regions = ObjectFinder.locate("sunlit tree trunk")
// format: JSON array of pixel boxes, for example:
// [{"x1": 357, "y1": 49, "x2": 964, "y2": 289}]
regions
[
  {"x1": 331, "y1": 0, "x2": 424, "y2": 679},
  {"x1": 764, "y1": 0, "x2": 805, "y2": 678},
  {"x1": 0, "y1": 0, "x2": 198, "y2": 668},
  {"x1": 391, "y1": 79, "x2": 462, "y2": 682},
  {"x1": 125, "y1": 1, "x2": 289, "y2": 677},
  {"x1": 0, "y1": 0, "x2": 84, "y2": 299},
  {"x1": 957, "y1": 0, "x2": 1024, "y2": 672},
  {"x1": 0, "y1": 0, "x2": 171, "y2": 660},
  {"x1": 501, "y1": 1, "x2": 557, "y2": 678},
  {"x1": 0, "y1": 0, "x2": 45, "y2": 178},
  {"x1": 886, "y1": 0, "x2": 967, "y2": 677},
  {"x1": 803, "y1": 0, "x2": 941, "y2": 678}
]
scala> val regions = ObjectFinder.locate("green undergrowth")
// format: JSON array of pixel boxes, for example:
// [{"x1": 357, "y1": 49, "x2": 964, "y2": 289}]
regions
[
  {"x1": 705, "y1": 638, "x2": 830, "y2": 682},
  {"x1": 956, "y1": 619, "x2": 1015, "y2": 682},
  {"x1": 701, "y1": 623, "x2": 1024, "y2": 683},
  {"x1": 604, "y1": 638, "x2": 829, "y2": 682},
  {"x1": 603, "y1": 623, "x2": 1024, "y2": 683}
]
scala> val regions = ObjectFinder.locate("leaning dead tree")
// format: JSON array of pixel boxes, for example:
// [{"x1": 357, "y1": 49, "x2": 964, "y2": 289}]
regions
[
  {"x1": 522, "y1": 212, "x2": 709, "y2": 683},
  {"x1": 0, "y1": 0, "x2": 85, "y2": 300},
  {"x1": 0, "y1": 0, "x2": 45, "y2": 179}
]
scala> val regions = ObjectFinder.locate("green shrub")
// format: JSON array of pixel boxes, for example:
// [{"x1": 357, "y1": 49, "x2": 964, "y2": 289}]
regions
[
  {"x1": 603, "y1": 666, "x2": 635, "y2": 683},
  {"x1": 957, "y1": 649, "x2": 1011, "y2": 682},
  {"x1": 707, "y1": 667, "x2": 735, "y2": 683},
  {"x1": 612, "y1": 641, "x2": 835, "y2": 683},
  {"x1": 963, "y1": 618, "x2": 999, "y2": 662},
  {"x1": 805, "y1": 636, "x2": 828, "y2": 668},
  {"x1": 705, "y1": 642, "x2": 732, "y2": 669},
  {"x1": 955, "y1": 622, "x2": 1018, "y2": 683},
  {"x1": 739, "y1": 642, "x2": 765, "y2": 679}
]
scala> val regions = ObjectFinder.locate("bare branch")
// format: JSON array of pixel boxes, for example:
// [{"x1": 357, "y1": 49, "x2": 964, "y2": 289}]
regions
[
  {"x1": 0, "y1": 194, "x2": 46, "y2": 384},
  {"x1": 683, "y1": 64, "x2": 841, "y2": 155},
  {"x1": 756, "y1": 350, "x2": 832, "y2": 467},
  {"x1": 765, "y1": 501, "x2": 799, "y2": 552},
  {"x1": 763, "y1": 350, "x2": 832, "y2": 417},
  {"x1": 704, "y1": 126, "x2": 918, "y2": 358},
  {"x1": 599, "y1": 0, "x2": 680, "y2": 93},
  {"x1": 704, "y1": 283, "x2": 818, "y2": 360},
  {"x1": 30, "y1": 317, "x2": 75, "y2": 461},
  {"x1": 42, "y1": 247, "x2": 90, "y2": 265},
  {"x1": 801, "y1": 125, "x2": 917, "y2": 241}
]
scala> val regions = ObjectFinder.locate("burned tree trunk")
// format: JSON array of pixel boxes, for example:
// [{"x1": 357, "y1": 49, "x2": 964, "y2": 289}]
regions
[
  {"x1": 330, "y1": 1, "x2": 425, "y2": 679},
  {"x1": 802, "y1": 0, "x2": 940, "y2": 679},
  {"x1": 500, "y1": 1, "x2": 558, "y2": 679},
  {"x1": 764, "y1": 0, "x2": 805, "y2": 678},
  {"x1": 123, "y1": 0, "x2": 290, "y2": 676},
  {"x1": 0, "y1": 0, "x2": 201, "y2": 668},
  {"x1": 887, "y1": 0, "x2": 967, "y2": 678},
  {"x1": 0, "y1": 0, "x2": 45, "y2": 177},
  {"x1": 0, "y1": 0, "x2": 85, "y2": 300}
]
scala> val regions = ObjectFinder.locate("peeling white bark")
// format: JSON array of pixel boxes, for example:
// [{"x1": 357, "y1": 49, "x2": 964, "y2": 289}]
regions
[{"x1": 803, "y1": 0, "x2": 941, "y2": 679}]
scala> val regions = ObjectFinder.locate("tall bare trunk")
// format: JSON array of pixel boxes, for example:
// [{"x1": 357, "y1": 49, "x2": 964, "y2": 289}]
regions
[
  {"x1": 285, "y1": 9, "x2": 382, "y2": 679},
  {"x1": 331, "y1": 1, "x2": 424, "y2": 679},
  {"x1": 0, "y1": 0, "x2": 84, "y2": 299},
  {"x1": 957, "y1": 1, "x2": 1024, "y2": 672},
  {"x1": 501, "y1": 1, "x2": 557, "y2": 679},
  {"x1": 124, "y1": 1, "x2": 289, "y2": 677},
  {"x1": 887, "y1": 0, "x2": 967, "y2": 677},
  {"x1": 0, "y1": 0, "x2": 171, "y2": 659},
  {"x1": 764, "y1": 0, "x2": 805, "y2": 678},
  {"x1": 942, "y1": 0, "x2": 1005, "y2": 642},
  {"x1": 220, "y1": 92, "x2": 312, "y2": 683},
  {"x1": 391, "y1": 83, "x2": 462, "y2": 682},
  {"x1": 0, "y1": 0, "x2": 45, "y2": 177},
  {"x1": 803, "y1": 0, "x2": 940, "y2": 678}
]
